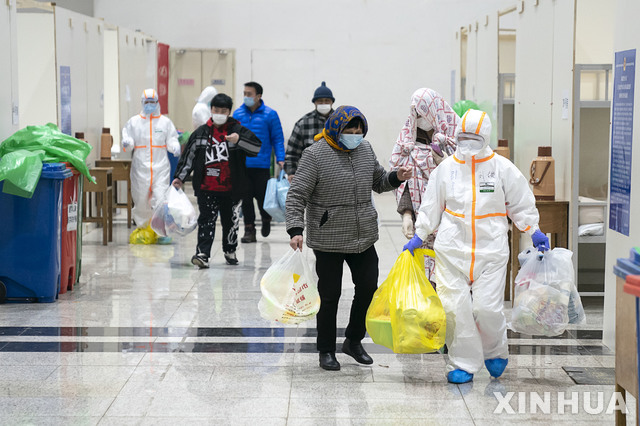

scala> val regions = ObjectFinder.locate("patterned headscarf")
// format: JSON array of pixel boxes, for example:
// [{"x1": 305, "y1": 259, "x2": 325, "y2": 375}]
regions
[
  {"x1": 389, "y1": 88, "x2": 459, "y2": 212},
  {"x1": 314, "y1": 105, "x2": 368, "y2": 151}
]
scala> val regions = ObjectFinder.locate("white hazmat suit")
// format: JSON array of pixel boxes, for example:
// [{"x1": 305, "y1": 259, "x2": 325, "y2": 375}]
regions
[
  {"x1": 192, "y1": 86, "x2": 218, "y2": 130},
  {"x1": 122, "y1": 89, "x2": 180, "y2": 227},
  {"x1": 414, "y1": 109, "x2": 540, "y2": 375}
]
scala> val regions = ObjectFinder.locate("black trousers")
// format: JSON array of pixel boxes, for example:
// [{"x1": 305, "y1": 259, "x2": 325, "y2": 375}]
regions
[
  {"x1": 313, "y1": 245, "x2": 379, "y2": 353},
  {"x1": 196, "y1": 192, "x2": 242, "y2": 257},
  {"x1": 241, "y1": 168, "x2": 272, "y2": 226}
]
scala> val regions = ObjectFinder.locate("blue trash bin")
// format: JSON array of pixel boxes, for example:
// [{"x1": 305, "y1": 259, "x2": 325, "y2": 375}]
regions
[
  {"x1": 0, "y1": 163, "x2": 72, "y2": 303},
  {"x1": 169, "y1": 151, "x2": 180, "y2": 181}
]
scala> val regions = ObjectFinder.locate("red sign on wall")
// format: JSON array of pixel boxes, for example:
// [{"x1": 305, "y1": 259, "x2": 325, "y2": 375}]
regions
[{"x1": 157, "y1": 43, "x2": 170, "y2": 114}]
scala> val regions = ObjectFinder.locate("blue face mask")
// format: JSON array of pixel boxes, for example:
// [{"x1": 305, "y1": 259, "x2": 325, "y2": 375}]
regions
[
  {"x1": 339, "y1": 134, "x2": 364, "y2": 150},
  {"x1": 143, "y1": 102, "x2": 157, "y2": 115},
  {"x1": 243, "y1": 96, "x2": 255, "y2": 108}
]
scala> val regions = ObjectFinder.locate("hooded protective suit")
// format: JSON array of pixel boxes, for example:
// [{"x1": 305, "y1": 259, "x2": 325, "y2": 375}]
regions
[
  {"x1": 192, "y1": 86, "x2": 218, "y2": 130},
  {"x1": 389, "y1": 88, "x2": 459, "y2": 282},
  {"x1": 414, "y1": 109, "x2": 540, "y2": 374},
  {"x1": 122, "y1": 89, "x2": 180, "y2": 227}
]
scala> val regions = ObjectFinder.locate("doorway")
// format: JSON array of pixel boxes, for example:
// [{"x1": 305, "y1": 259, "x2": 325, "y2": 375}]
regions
[{"x1": 168, "y1": 48, "x2": 235, "y2": 132}]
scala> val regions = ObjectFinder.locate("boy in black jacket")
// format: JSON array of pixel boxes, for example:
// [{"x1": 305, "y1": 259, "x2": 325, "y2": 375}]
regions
[{"x1": 173, "y1": 94, "x2": 261, "y2": 267}]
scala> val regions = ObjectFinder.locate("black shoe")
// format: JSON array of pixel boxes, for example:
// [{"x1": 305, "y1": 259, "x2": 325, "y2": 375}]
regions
[
  {"x1": 241, "y1": 225, "x2": 257, "y2": 243},
  {"x1": 342, "y1": 338, "x2": 373, "y2": 365},
  {"x1": 191, "y1": 253, "x2": 209, "y2": 269},
  {"x1": 261, "y1": 219, "x2": 271, "y2": 237},
  {"x1": 319, "y1": 352, "x2": 340, "y2": 371},
  {"x1": 224, "y1": 251, "x2": 238, "y2": 265}
]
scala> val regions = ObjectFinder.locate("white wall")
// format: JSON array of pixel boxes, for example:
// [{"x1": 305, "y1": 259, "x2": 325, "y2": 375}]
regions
[
  {"x1": 513, "y1": 0, "x2": 574, "y2": 201},
  {"x1": 0, "y1": 0, "x2": 19, "y2": 140},
  {"x1": 602, "y1": 0, "x2": 640, "y2": 351},
  {"x1": 17, "y1": 12, "x2": 57, "y2": 128},
  {"x1": 94, "y1": 0, "x2": 514, "y2": 166}
]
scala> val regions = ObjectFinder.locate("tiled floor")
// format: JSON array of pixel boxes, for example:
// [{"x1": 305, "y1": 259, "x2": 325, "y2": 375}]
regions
[{"x1": 0, "y1": 192, "x2": 632, "y2": 425}]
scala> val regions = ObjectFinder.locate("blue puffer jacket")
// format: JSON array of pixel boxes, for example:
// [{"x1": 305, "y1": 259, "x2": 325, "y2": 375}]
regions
[{"x1": 233, "y1": 101, "x2": 285, "y2": 169}]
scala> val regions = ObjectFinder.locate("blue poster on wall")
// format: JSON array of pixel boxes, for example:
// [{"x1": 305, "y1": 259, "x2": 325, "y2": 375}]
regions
[
  {"x1": 59, "y1": 66, "x2": 71, "y2": 136},
  {"x1": 609, "y1": 50, "x2": 636, "y2": 236}
]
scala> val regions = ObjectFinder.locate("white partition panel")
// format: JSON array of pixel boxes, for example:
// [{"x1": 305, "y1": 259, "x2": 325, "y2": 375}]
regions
[
  {"x1": 17, "y1": 12, "x2": 57, "y2": 128},
  {"x1": 465, "y1": 24, "x2": 478, "y2": 103},
  {"x1": 85, "y1": 20, "x2": 105, "y2": 166},
  {"x1": 475, "y1": 13, "x2": 499, "y2": 147},
  {"x1": 514, "y1": 0, "x2": 574, "y2": 202},
  {"x1": 54, "y1": 6, "x2": 104, "y2": 165},
  {"x1": 576, "y1": 0, "x2": 616, "y2": 65},
  {"x1": 549, "y1": 0, "x2": 576, "y2": 202},
  {"x1": 451, "y1": 30, "x2": 461, "y2": 103},
  {"x1": 603, "y1": 0, "x2": 640, "y2": 351},
  {"x1": 103, "y1": 28, "x2": 120, "y2": 150},
  {"x1": 0, "y1": 0, "x2": 19, "y2": 140},
  {"x1": 117, "y1": 27, "x2": 157, "y2": 159}
]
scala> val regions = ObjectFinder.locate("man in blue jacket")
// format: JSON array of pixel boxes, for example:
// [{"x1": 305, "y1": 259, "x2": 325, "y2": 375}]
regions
[{"x1": 233, "y1": 81, "x2": 285, "y2": 243}]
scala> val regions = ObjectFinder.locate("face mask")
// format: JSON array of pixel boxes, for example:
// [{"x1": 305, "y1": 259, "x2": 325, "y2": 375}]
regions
[
  {"x1": 457, "y1": 137, "x2": 485, "y2": 156},
  {"x1": 212, "y1": 114, "x2": 228, "y2": 125},
  {"x1": 143, "y1": 102, "x2": 157, "y2": 115},
  {"x1": 416, "y1": 117, "x2": 433, "y2": 132},
  {"x1": 316, "y1": 104, "x2": 332, "y2": 115},
  {"x1": 339, "y1": 134, "x2": 364, "y2": 150},
  {"x1": 243, "y1": 96, "x2": 255, "y2": 108}
]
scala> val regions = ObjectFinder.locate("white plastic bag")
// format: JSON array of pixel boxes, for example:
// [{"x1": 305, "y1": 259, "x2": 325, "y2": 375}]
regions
[
  {"x1": 258, "y1": 248, "x2": 320, "y2": 324},
  {"x1": 509, "y1": 247, "x2": 585, "y2": 336},
  {"x1": 150, "y1": 186, "x2": 198, "y2": 237},
  {"x1": 263, "y1": 170, "x2": 289, "y2": 223}
]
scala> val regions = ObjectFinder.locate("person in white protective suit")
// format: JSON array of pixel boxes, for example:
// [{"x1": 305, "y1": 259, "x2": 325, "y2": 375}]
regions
[
  {"x1": 403, "y1": 109, "x2": 550, "y2": 384},
  {"x1": 122, "y1": 88, "x2": 181, "y2": 230},
  {"x1": 389, "y1": 88, "x2": 459, "y2": 285},
  {"x1": 192, "y1": 86, "x2": 218, "y2": 130}
]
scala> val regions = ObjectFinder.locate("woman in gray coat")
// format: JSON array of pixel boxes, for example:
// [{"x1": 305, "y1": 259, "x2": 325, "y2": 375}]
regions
[{"x1": 286, "y1": 106, "x2": 412, "y2": 370}]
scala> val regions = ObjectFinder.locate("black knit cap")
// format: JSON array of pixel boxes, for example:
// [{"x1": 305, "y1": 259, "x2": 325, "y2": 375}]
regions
[{"x1": 312, "y1": 81, "x2": 335, "y2": 103}]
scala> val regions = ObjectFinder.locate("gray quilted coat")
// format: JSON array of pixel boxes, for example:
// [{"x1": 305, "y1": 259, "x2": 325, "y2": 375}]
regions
[{"x1": 285, "y1": 138, "x2": 400, "y2": 253}]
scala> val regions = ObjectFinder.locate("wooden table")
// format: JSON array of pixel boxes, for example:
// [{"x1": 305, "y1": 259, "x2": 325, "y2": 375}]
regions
[
  {"x1": 83, "y1": 167, "x2": 113, "y2": 245},
  {"x1": 507, "y1": 200, "x2": 569, "y2": 302},
  {"x1": 615, "y1": 275, "x2": 639, "y2": 425},
  {"x1": 95, "y1": 159, "x2": 133, "y2": 228}
]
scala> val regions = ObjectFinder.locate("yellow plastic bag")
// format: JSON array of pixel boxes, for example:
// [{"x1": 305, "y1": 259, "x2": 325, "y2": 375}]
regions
[
  {"x1": 366, "y1": 249, "x2": 446, "y2": 353},
  {"x1": 129, "y1": 223, "x2": 158, "y2": 245}
]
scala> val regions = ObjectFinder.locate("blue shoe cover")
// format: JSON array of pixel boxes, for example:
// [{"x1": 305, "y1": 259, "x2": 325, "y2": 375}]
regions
[
  {"x1": 447, "y1": 369, "x2": 474, "y2": 384},
  {"x1": 485, "y1": 358, "x2": 508, "y2": 378},
  {"x1": 156, "y1": 236, "x2": 173, "y2": 245}
]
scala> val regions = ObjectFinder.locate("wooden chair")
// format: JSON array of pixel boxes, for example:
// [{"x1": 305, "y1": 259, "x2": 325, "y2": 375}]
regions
[
  {"x1": 94, "y1": 160, "x2": 133, "y2": 228},
  {"x1": 83, "y1": 167, "x2": 113, "y2": 245}
]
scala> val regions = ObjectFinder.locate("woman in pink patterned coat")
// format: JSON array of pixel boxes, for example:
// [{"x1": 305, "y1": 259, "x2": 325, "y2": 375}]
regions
[{"x1": 389, "y1": 88, "x2": 459, "y2": 283}]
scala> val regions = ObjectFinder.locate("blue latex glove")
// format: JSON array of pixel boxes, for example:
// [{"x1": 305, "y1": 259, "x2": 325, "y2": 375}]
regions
[
  {"x1": 531, "y1": 229, "x2": 550, "y2": 252},
  {"x1": 403, "y1": 234, "x2": 423, "y2": 256}
]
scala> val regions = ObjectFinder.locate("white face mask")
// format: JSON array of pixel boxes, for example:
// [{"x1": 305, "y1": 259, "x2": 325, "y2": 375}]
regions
[
  {"x1": 316, "y1": 104, "x2": 332, "y2": 115},
  {"x1": 212, "y1": 114, "x2": 228, "y2": 125},
  {"x1": 416, "y1": 116, "x2": 433, "y2": 132},
  {"x1": 457, "y1": 134, "x2": 485, "y2": 156}
]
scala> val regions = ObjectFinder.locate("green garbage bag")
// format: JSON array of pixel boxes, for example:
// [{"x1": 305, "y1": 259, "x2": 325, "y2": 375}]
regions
[
  {"x1": 452, "y1": 100, "x2": 481, "y2": 117},
  {"x1": 0, "y1": 150, "x2": 44, "y2": 198},
  {"x1": 0, "y1": 123, "x2": 95, "y2": 197},
  {"x1": 178, "y1": 130, "x2": 191, "y2": 145}
]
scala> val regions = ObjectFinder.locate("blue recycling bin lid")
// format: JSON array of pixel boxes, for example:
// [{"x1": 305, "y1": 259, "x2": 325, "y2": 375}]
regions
[
  {"x1": 614, "y1": 248, "x2": 640, "y2": 279},
  {"x1": 42, "y1": 162, "x2": 73, "y2": 179}
]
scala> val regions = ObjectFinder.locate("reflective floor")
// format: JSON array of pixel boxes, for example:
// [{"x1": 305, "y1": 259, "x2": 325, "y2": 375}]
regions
[{"x1": 0, "y1": 192, "x2": 631, "y2": 425}]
